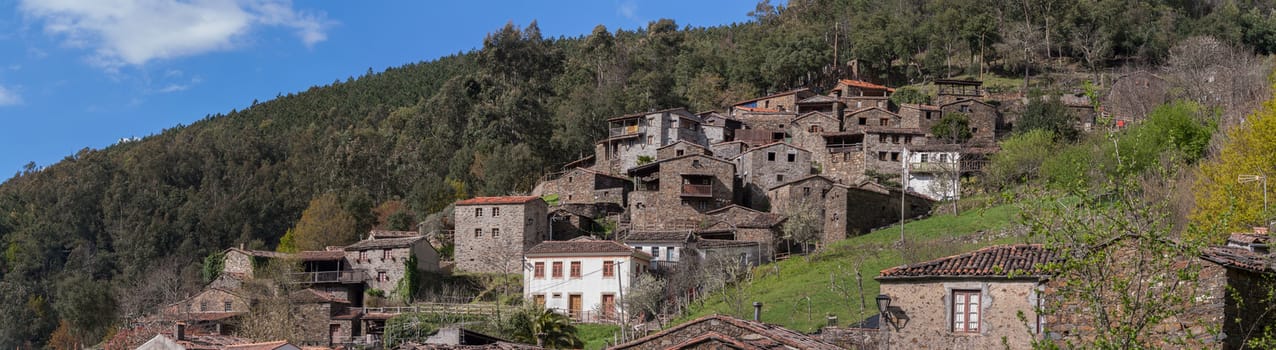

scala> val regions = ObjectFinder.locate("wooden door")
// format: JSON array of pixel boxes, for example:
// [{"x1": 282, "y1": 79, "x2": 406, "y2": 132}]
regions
[
  {"x1": 329, "y1": 324, "x2": 341, "y2": 345},
  {"x1": 568, "y1": 294, "x2": 583, "y2": 319},
  {"x1": 601, "y1": 294, "x2": 615, "y2": 318}
]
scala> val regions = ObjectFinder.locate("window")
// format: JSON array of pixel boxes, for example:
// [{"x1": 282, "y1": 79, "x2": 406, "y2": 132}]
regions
[
  {"x1": 960, "y1": 105, "x2": 971, "y2": 112},
  {"x1": 474, "y1": 228, "x2": 482, "y2": 237},
  {"x1": 552, "y1": 262, "x2": 563, "y2": 278},
  {"x1": 803, "y1": 187, "x2": 811, "y2": 196},
  {"x1": 224, "y1": 300, "x2": 232, "y2": 312},
  {"x1": 474, "y1": 208, "x2": 483, "y2": 217},
  {"x1": 920, "y1": 154, "x2": 929, "y2": 163},
  {"x1": 787, "y1": 153, "x2": 796, "y2": 162},
  {"x1": 570, "y1": 261, "x2": 582, "y2": 278},
  {"x1": 878, "y1": 152, "x2": 888, "y2": 161},
  {"x1": 603, "y1": 261, "x2": 615, "y2": 277},
  {"x1": 776, "y1": 174, "x2": 784, "y2": 182},
  {"x1": 200, "y1": 301, "x2": 208, "y2": 312},
  {"x1": 879, "y1": 118, "x2": 889, "y2": 126},
  {"x1": 767, "y1": 152, "x2": 776, "y2": 161},
  {"x1": 602, "y1": 294, "x2": 616, "y2": 317},
  {"x1": 905, "y1": 136, "x2": 913, "y2": 143},
  {"x1": 567, "y1": 176, "x2": 573, "y2": 183},
  {"x1": 953, "y1": 290, "x2": 981, "y2": 333},
  {"x1": 925, "y1": 111, "x2": 933, "y2": 119},
  {"x1": 939, "y1": 154, "x2": 948, "y2": 162},
  {"x1": 534, "y1": 262, "x2": 545, "y2": 278},
  {"x1": 383, "y1": 249, "x2": 391, "y2": 260},
  {"x1": 378, "y1": 271, "x2": 388, "y2": 282},
  {"x1": 858, "y1": 118, "x2": 867, "y2": 125},
  {"x1": 492, "y1": 207, "x2": 500, "y2": 217},
  {"x1": 666, "y1": 247, "x2": 675, "y2": 260},
  {"x1": 891, "y1": 152, "x2": 900, "y2": 161},
  {"x1": 879, "y1": 134, "x2": 887, "y2": 143},
  {"x1": 492, "y1": 228, "x2": 500, "y2": 237},
  {"x1": 676, "y1": 149, "x2": 684, "y2": 156},
  {"x1": 808, "y1": 125, "x2": 822, "y2": 133},
  {"x1": 647, "y1": 135, "x2": 654, "y2": 144},
  {"x1": 652, "y1": 247, "x2": 660, "y2": 259},
  {"x1": 971, "y1": 127, "x2": 979, "y2": 134},
  {"x1": 359, "y1": 250, "x2": 367, "y2": 261},
  {"x1": 892, "y1": 135, "x2": 900, "y2": 144}
]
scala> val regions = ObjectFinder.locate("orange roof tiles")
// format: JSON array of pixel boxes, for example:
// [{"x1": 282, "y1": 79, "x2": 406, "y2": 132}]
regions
[
  {"x1": 455, "y1": 196, "x2": 542, "y2": 206},
  {"x1": 878, "y1": 244, "x2": 1057, "y2": 279},
  {"x1": 839, "y1": 79, "x2": 896, "y2": 92}
]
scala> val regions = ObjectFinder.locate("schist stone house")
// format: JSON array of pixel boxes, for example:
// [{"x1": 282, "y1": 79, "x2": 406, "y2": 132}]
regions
[
  {"x1": 730, "y1": 88, "x2": 815, "y2": 114},
  {"x1": 876, "y1": 244, "x2": 1057, "y2": 349},
  {"x1": 454, "y1": 196, "x2": 549, "y2": 273},
  {"x1": 735, "y1": 142, "x2": 812, "y2": 210},
  {"x1": 595, "y1": 108, "x2": 708, "y2": 175},
  {"x1": 523, "y1": 239, "x2": 651, "y2": 322},
  {"x1": 627, "y1": 154, "x2": 736, "y2": 230},
  {"x1": 530, "y1": 166, "x2": 631, "y2": 206},
  {"x1": 343, "y1": 235, "x2": 439, "y2": 291}
]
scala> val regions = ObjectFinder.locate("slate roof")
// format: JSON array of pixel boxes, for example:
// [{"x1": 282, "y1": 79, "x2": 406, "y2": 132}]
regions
[
  {"x1": 797, "y1": 95, "x2": 838, "y2": 104},
  {"x1": 697, "y1": 239, "x2": 759, "y2": 249},
  {"x1": 608, "y1": 107, "x2": 692, "y2": 121},
  {"x1": 343, "y1": 236, "x2": 427, "y2": 251},
  {"x1": 290, "y1": 288, "x2": 350, "y2": 304},
  {"x1": 297, "y1": 250, "x2": 345, "y2": 261},
  {"x1": 878, "y1": 244, "x2": 1057, "y2": 280},
  {"x1": 734, "y1": 106, "x2": 781, "y2": 113},
  {"x1": 610, "y1": 314, "x2": 841, "y2": 350},
  {"x1": 399, "y1": 342, "x2": 543, "y2": 350},
  {"x1": 839, "y1": 79, "x2": 896, "y2": 92},
  {"x1": 224, "y1": 340, "x2": 293, "y2": 350},
  {"x1": 732, "y1": 88, "x2": 811, "y2": 106},
  {"x1": 622, "y1": 230, "x2": 693, "y2": 243},
  {"x1": 455, "y1": 196, "x2": 542, "y2": 206},
  {"x1": 227, "y1": 248, "x2": 290, "y2": 259},
  {"x1": 739, "y1": 141, "x2": 811, "y2": 155},
  {"x1": 370, "y1": 230, "x2": 419, "y2": 239},
  {"x1": 1228, "y1": 232, "x2": 1270, "y2": 246},
  {"x1": 705, "y1": 205, "x2": 788, "y2": 228},
  {"x1": 1201, "y1": 246, "x2": 1274, "y2": 273},
  {"x1": 525, "y1": 240, "x2": 649, "y2": 258}
]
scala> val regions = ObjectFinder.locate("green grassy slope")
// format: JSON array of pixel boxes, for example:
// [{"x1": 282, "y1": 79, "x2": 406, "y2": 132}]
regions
[{"x1": 680, "y1": 202, "x2": 1029, "y2": 332}]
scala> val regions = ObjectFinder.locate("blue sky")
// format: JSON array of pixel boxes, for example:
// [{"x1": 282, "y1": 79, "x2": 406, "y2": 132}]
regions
[{"x1": 0, "y1": 0, "x2": 755, "y2": 179}]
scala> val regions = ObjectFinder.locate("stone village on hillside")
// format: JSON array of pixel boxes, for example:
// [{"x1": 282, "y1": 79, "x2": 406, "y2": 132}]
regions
[{"x1": 119, "y1": 73, "x2": 1276, "y2": 350}]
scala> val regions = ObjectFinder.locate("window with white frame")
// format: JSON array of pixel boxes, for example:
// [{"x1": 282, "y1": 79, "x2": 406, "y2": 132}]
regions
[{"x1": 952, "y1": 290, "x2": 981, "y2": 333}]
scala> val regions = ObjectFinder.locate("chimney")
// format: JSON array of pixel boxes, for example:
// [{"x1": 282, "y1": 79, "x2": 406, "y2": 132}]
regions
[
  {"x1": 239, "y1": 243, "x2": 245, "y2": 250},
  {"x1": 752, "y1": 302, "x2": 763, "y2": 321},
  {"x1": 827, "y1": 315, "x2": 838, "y2": 327},
  {"x1": 1257, "y1": 227, "x2": 1269, "y2": 235},
  {"x1": 174, "y1": 323, "x2": 186, "y2": 341}
]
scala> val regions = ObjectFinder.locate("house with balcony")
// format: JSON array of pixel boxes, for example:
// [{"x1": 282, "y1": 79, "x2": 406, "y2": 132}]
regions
[
  {"x1": 523, "y1": 238, "x2": 651, "y2": 322},
  {"x1": 933, "y1": 79, "x2": 984, "y2": 106},
  {"x1": 905, "y1": 144, "x2": 962, "y2": 201},
  {"x1": 343, "y1": 235, "x2": 439, "y2": 292},
  {"x1": 626, "y1": 154, "x2": 736, "y2": 230},
  {"x1": 594, "y1": 108, "x2": 707, "y2": 175}
]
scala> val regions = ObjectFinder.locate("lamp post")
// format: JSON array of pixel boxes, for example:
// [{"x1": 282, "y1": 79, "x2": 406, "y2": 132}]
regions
[
  {"x1": 876, "y1": 294, "x2": 892, "y2": 350},
  {"x1": 1240, "y1": 174, "x2": 1268, "y2": 216}
]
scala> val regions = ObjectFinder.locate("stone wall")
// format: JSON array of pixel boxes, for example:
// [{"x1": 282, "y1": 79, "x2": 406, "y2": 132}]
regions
[
  {"x1": 863, "y1": 130, "x2": 925, "y2": 174},
  {"x1": 879, "y1": 279, "x2": 1043, "y2": 349},
  {"x1": 656, "y1": 142, "x2": 711, "y2": 160},
  {"x1": 222, "y1": 250, "x2": 254, "y2": 277},
  {"x1": 939, "y1": 101, "x2": 997, "y2": 145},
  {"x1": 844, "y1": 186, "x2": 931, "y2": 235},
  {"x1": 628, "y1": 155, "x2": 735, "y2": 230},
  {"x1": 533, "y1": 168, "x2": 630, "y2": 205},
  {"x1": 737, "y1": 143, "x2": 812, "y2": 210},
  {"x1": 822, "y1": 151, "x2": 866, "y2": 184},
  {"x1": 454, "y1": 201, "x2": 548, "y2": 273},
  {"x1": 346, "y1": 240, "x2": 439, "y2": 291},
  {"x1": 710, "y1": 142, "x2": 747, "y2": 161},
  {"x1": 768, "y1": 176, "x2": 847, "y2": 244}
]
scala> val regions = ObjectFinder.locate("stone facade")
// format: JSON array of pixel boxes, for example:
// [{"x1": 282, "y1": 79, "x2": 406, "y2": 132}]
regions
[
  {"x1": 531, "y1": 167, "x2": 631, "y2": 206},
  {"x1": 709, "y1": 141, "x2": 748, "y2": 161},
  {"x1": 168, "y1": 288, "x2": 250, "y2": 316},
  {"x1": 628, "y1": 154, "x2": 735, "y2": 230},
  {"x1": 454, "y1": 196, "x2": 549, "y2": 274},
  {"x1": 845, "y1": 107, "x2": 903, "y2": 129},
  {"x1": 767, "y1": 175, "x2": 850, "y2": 244},
  {"x1": 843, "y1": 181, "x2": 932, "y2": 235},
  {"x1": 735, "y1": 142, "x2": 812, "y2": 210},
  {"x1": 656, "y1": 140, "x2": 712, "y2": 160},
  {"x1": 703, "y1": 205, "x2": 786, "y2": 258},
  {"x1": 698, "y1": 112, "x2": 742, "y2": 144},
  {"x1": 596, "y1": 108, "x2": 706, "y2": 175},
  {"x1": 1103, "y1": 70, "x2": 1170, "y2": 125},
  {"x1": 344, "y1": 236, "x2": 439, "y2": 291},
  {"x1": 730, "y1": 88, "x2": 814, "y2": 114},
  {"x1": 879, "y1": 279, "x2": 1044, "y2": 349},
  {"x1": 939, "y1": 99, "x2": 998, "y2": 146},
  {"x1": 862, "y1": 127, "x2": 926, "y2": 174}
]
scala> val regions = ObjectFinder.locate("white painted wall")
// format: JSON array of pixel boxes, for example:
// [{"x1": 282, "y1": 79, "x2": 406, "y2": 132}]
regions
[{"x1": 523, "y1": 254, "x2": 650, "y2": 322}]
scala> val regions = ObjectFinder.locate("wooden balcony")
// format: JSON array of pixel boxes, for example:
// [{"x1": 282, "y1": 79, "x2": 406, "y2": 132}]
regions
[
  {"x1": 827, "y1": 143, "x2": 864, "y2": 153},
  {"x1": 681, "y1": 184, "x2": 713, "y2": 197},
  {"x1": 609, "y1": 125, "x2": 643, "y2": 137},
  {"x1": 288, "y1": 270, "x2": 367, "y2": 284}
]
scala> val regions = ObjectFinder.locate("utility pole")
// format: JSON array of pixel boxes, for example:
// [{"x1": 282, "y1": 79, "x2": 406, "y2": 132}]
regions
[
  {"x1": 616, "y1": 259, "x2": 626, "y2": 342},
  {"x1": 900, "y1": 148, "x2": 908, "y2": 244}
]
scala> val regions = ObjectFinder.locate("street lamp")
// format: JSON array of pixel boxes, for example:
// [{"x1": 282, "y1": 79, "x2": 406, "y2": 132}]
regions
[
  {"x1": 1240, "y1": 174, "x2": 1268, "y2": 215},
  {"x1": 876, "y1": 294, "x2": 892, "y2": 321}
]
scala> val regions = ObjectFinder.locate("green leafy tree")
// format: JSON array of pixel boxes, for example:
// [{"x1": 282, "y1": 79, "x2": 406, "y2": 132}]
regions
[
  {"x1": 889, "y1": 86, "x2": 931, "y2": 105},
  {"x1": 287, "y1": 193, "x2": 360, "y2": 252},
  {"x1": 1020, "y1": 94, "x2": 1079, "y2": 141},
  {"x1": 931, "y1": 112, "x2": 973, "y2": 144},
  {"x1": 506, "y1": 306, "x2": 583, "y2": 349}
]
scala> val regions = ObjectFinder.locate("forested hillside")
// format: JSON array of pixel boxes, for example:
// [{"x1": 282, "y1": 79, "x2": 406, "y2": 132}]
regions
[{"x1": 3, "y1": 0, "x2": 1276, "y2": 347}]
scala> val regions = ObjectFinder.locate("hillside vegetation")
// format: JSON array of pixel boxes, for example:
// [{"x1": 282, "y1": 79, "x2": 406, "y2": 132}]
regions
[{"x1": 3, "y1": 0, "x2": 1276, "y2": 347}]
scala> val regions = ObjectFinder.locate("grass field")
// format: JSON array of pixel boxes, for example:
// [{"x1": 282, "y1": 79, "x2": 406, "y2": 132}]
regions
[
  {"x1": 576, "y1": 323, "x2": 621, "y2": 350},
  {"x1": 678, "y1": 201, "x2": 1030, "y2": 332}
]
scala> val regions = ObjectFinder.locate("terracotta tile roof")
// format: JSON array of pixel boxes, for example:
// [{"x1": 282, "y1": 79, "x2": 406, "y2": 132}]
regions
[
  {"x1": 224, "y1": 340, "x2": 293, "y2": 350},
  {"x1": 1229, "y1": 232, "x2": 1270, "y2": 245},
  {"x1": 839, "y1": 79, "x2": 896, "y2": 92},
  {"x1": 1201, "y1": 246, "x2": 1273, "y2": 273},
  {"x1": 297, "y1": 250, "x2": 346, "y2": 261},
  {"x1": 878, "y1": 244, "x2": 1058, "y2": 279},
  {"x1": 734, "y1": 106, "x2": 781, "y2": 113},
  {"x1": 343, "y1": 236, "x2": 427, "y2": 251},
  {"x1": 622, "y1": 231, "x2": 693, "y2": 243},
  {"x1": 455, "y1": 196, "x2": 543, "y2": 206},
  {"x1": 525, "y1": 240, "x2": 649, "y2": 259},
  {"x1": 610, "y1": 314, "x2": 841, "y2": 350}
]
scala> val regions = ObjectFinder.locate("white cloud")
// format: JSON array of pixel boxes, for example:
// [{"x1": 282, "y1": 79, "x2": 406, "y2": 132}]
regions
[
  {"x1": 616, "y1": 0, "x2": 638, "y2": 21},
  {"x1": 156, "y1": 84, "x2": 188, "y2": 93},
  {"x1": 19, "y1": 0, "x2": 331, "y2": 68},
  {"x1": 0, "y1": 85, "x2": 22, "y2": 106}
]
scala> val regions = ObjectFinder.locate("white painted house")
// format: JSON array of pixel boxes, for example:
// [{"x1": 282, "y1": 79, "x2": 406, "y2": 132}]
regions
[
  {"x1": 523, "y1": 238, "x2": 651, "y2": 323},
  {"x1": 905, "y1": 145, "x2": 961, "y2": 201}
]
